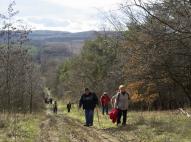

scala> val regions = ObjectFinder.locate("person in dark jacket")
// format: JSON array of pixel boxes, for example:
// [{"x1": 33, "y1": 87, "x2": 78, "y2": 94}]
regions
[
  {"x1": 67, "y1": 102, "x2": 72, "y2": 113},
  {"x1": 44, "y1": 97, "x2": 49, "y2": 104},
  {"x1": 53, "y1": 100, "x2": 58, "y2": 114},
  {"x1": 49, "y1": 98, "x2": 53, "y2": 104},
  {"x1": 79, "y1": 88, "x2": 98, "y2": 127}
]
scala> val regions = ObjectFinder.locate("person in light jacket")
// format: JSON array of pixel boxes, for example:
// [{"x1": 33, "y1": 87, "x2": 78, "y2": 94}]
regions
[{"x1": 115, "y1": 85, "x2": 130, "y2": 126}]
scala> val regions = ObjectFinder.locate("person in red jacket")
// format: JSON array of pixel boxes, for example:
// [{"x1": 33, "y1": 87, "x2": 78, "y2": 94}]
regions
[{"x1": 100, "y1": 92, "x2": 110, "y2": 115}]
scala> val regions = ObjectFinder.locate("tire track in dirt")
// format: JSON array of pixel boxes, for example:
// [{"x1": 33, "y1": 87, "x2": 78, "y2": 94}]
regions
[
  {"x1": 37, "y1": 105, "x2": 121, "y2": 142},
  {"x1": 56, "y1": 114, "x2": 121, "y2": 142},
  {"x1": 37, "y1": 114, "x2": 60, "y2": 142}
]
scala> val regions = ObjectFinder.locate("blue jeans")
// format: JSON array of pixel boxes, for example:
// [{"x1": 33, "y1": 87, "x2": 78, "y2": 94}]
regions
[{"x1": 85, "y1": 109, "x2": 94, "y2": 125}]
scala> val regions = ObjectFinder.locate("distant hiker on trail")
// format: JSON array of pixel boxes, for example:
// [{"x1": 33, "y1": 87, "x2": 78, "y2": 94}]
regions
[
  {"x1": 49, "y1": 98, "x2": 53, "y2": 104},
  {"x1": 44, "y1": 97, "x2": 49, "y2": 104},
  {"x1": 100, "y1": 92, "x2": 110, "y2": 115},
  {"x1": 115, "y1": 85, "x2": 130, "y2": 126},
  {"x1": 79, "y1": 88, "x2": 98, "y2": 127},
  {"x1": 67, "y1": 102, "x2": 72, "y2": 113},
  {"x1": 111, "y1": 90, "x2": 119, "y2": 108},
  {"x1": 53, "y1": 100, "x2": 58, "y2": 114}
]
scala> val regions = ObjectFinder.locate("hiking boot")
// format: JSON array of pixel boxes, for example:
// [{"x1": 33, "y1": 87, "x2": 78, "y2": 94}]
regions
[
  {"x1": 122, "y1": 123, "x2": 126, "y2": 126},
  {"x1": 84, "y1": 124, "x2": 89, "y2": 127},
  {"x1": 89, "y1": 123, "x2": 93, "y2": 126}
]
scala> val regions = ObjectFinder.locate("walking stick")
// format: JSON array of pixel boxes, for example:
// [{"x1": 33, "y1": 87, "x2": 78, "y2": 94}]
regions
[{"x1": 96, "y1": 107, "x2": 101, "y2": 127}]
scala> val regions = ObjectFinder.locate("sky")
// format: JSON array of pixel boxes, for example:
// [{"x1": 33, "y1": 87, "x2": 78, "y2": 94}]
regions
[{"x1": 0, "y1": 0, "x2": 123, "y2": 32}]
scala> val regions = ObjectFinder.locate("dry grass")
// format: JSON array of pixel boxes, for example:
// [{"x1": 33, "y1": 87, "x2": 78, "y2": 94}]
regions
[
  {"x1": 60, "y1": 103, "x2": 191, "y2": 142},
  {"x1": 0, "y1": 113, "x2": 44, "y2": 142}
]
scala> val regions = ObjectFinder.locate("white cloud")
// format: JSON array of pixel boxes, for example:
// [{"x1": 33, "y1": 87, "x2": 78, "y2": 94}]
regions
[
  {"x1": 43, "y1": 0, "x2": 122, "y2": 10},
  {"x1": 21, "y1": 16, "x2": 99, "y2": 32},
  {"x1": 0, "y1": 0, "x2": 124, "y2": 32}
]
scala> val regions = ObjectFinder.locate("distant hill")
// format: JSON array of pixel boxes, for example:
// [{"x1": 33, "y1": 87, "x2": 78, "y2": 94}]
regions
[
  {"x1": 29, "y1": 30, "x2": 97, "y2": 42},
  {"x1": 28, "y1": 30, "x2": 99, "y2": 89},
  {"x1": 1, "y1": 30, "x2": 116, "y2": 61},
  {"x1": 28, "y1": 30, "x2": 118, "y2": 64},
  {"x1": 0, "y1": 30, "x2": 117, "y2": 90},
  {"x1": 28, "y1": 30, "x2": 99, "y2": 58}
]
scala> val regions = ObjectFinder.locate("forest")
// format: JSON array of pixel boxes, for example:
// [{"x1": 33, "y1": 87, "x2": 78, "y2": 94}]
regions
[
  {"x1": 0, "y1": 1, "x2": 43, "y2": 113},
  {"x1": 58, "y1": 0, "x2": 191, "y2": 110}
]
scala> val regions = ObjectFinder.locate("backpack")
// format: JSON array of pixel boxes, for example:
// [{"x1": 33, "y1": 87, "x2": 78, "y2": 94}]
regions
[
  {"x1": 116, "y1": 93, "x2": 120, "y2": 109},
  {"x1": 116, "y1": 92, "x2": 130, "y2": 108}
]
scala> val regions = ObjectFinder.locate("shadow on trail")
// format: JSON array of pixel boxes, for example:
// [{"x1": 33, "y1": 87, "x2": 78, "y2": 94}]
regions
[{"x1": 103, "y1": 124, "x2": 137, "y2": 132}]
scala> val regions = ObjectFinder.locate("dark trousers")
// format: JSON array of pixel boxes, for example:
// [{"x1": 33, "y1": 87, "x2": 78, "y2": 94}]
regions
[
  {"x1": 102, "y1": 105, "x2": 109, "y2": 115},
  {"x1": 85, "y1": 109, "x2": 94, "y2": 125},
  {"x1": 67, "y1": 108, "x2": 71, "y2": 112},
  {"x1": 117, "y1": 109, "x2": 127, "y2": 125},
  {"x1": 53, "y1": 107, "x2": 57, "y2": 114}
]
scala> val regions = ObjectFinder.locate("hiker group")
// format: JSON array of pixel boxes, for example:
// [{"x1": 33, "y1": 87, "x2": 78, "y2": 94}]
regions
[
  {"x1": 45, "y1": 84, "x2": 130, "y2": 127},
  {"x1": 45, "y1": 97, "x2": 72, "y2": 114},
  {"x1": 44, "y1": 87, "x2": 72, "y2": 114},
  {"x1": 44, "y1": 97, "x2": 58, "y2": 114},
  {"x1": 79, "y1": 85, "x2": 130, "y2": 127}
]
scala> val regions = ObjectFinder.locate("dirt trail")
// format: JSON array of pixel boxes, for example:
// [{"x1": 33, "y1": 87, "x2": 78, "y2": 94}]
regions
[
  {"x1": 37, "y1": 114, "x2": 60, "y2": 142},
  {"x1": 60, "y1": 115, "x2": 121, "y2": 142},
  {"x1": 37, "y1": 109, "x2": 121, "y2": 142}
]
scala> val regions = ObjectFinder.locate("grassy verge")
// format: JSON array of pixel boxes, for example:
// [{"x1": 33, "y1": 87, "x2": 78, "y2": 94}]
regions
[
  {"x1": 0, "y1": 113, "x2": 44, "y2": 142},
  {"x1": 59, "y1": 102, "x2": 191, "y2": 142}
]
